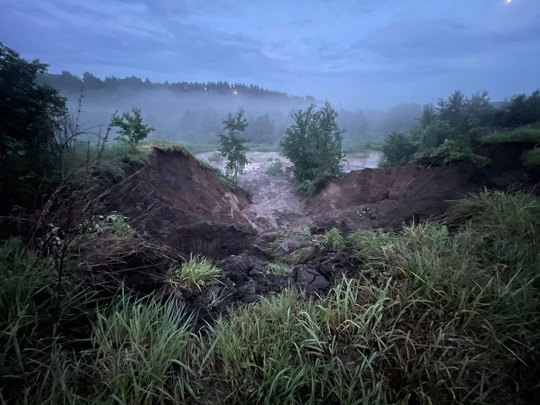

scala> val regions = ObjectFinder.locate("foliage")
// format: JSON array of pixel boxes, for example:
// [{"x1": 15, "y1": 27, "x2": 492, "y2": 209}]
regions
[
  {"x1": 267, "y1": 262, "x2": 292, "y2": 276},
  {"x1": 2, "y1": 191, "x2": 540, "y2": 403},
  {"x1": 110, "y1": 107, "x2": 155, "y2": 146},
  {"x1": 324, "y1": 227, "x2": 345, "y2": 250},
  {"x1": 257, "y1": 227, "x2": 320, "y2": 265},
  {"x1": 244, "y1": 113, "x2": 276, "y2": 144},
  {"x1": 378, "y1": 131, "x2": 418, "y2": 168},
  {"x1": 280, "y1": 102, "x2": 345, "y2": 182},
  {"x1": 90, "y1": 293, "x2": 202, "y2": 403},
  {"x1": 265, "y1": 159, "x2": 287, "y2": 177},
  {"x1": 168, "y1": 254, "x2": 221, "y2": 291},
  {"x1": 0, "y1": 43, "x2": 67, "y2": 211},
  {"x1": 380, "y1": 89, "x2": 540, "y2": 168},
  {"x1": 296, "y1": 179, "x2": 316, "y2": 196},
  {"x1": 218, "y1": 108, "x2": 250, "y2": 183},
  {"x1": 481, "y1": 127, "x2": 540, "y2": 143},
  {"x1": 492, "y1": 90, "x2": 540, "y2": 128},
  {"x1": 415, "y1": 139, "x2": 491, "y2": 167},
  {"x1": 524, "y1": 148, "x2": 540, "y2": 166},
  {"x1": 0, "y1": 238, "x2": 98, "y2": 403}
]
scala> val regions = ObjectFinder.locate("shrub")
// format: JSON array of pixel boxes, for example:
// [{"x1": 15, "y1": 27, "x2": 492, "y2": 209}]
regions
[
  {"x1": 266, "y1": 160, "x2": 286, "y2": 176},
  {"x1": 324, "y1": 227, "x2": 345, "y2": 250},
  {"x1": 379, "y1": 132, "x2": 418, "y2": 168},
  {"x1": 167, "y1": 254, "x2": 220, "y2": 291}
]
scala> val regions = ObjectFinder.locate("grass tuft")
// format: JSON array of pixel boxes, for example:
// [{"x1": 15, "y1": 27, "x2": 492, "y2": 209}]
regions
[{"x1": 167, "y1": 254, "x2": 221, "y2": 291}]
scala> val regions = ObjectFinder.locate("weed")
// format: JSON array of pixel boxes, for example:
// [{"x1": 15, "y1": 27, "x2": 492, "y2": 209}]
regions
[
  {"x1": 267, "y1": 262, "x2": 292, "y2": 275},
  {"x1": 168, "y1": 254, "x2": 221, "y2": 291},
  {"x1": 324, "y1": 227, "x2": 345, "y2": 250}
]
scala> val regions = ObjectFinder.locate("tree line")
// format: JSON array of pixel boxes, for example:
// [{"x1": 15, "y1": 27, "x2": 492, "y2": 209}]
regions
[
  {"x1": 38, "y1": 71, "x2": 311, "y2": 101},
  {"x1": 379, "y1": 89, "x2": 540, "y2": 167}
]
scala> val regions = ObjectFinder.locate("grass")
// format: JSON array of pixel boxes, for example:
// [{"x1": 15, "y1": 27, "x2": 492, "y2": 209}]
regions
[
  {"x1": 167, "y1": 254, "x2": 221, "y2": 291},
  {"x1": 257, "y1": 227, "x2": 322, "y2": 265},
  {"x1": 481, "y1": 127, "x2": 540, "y2": 143},
  {"x1": 2, "y1": 190, "x2": 540, "y2": 403},
  {"x1": 89, "y1": 292, "x2": 203, "y2": 403},
  {"x1": 324, "y1": 227, "x2": 345, "y2": 250}
]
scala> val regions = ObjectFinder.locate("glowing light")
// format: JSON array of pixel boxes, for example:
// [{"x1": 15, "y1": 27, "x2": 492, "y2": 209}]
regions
[
  {"x1": 506, "y1": 0, "x2": 512, "y2": 3},
  {"x1": 233, "y1": 90, "x2": 238, "y2": 95}
]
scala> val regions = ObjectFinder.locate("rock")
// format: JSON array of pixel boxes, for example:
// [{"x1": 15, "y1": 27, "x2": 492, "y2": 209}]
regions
[
  {"x1": 293, "y1": 265, "x2": 329, "y2": 294},
  {"x1": 279, "y1": 238, "x2": 301, "y2": 253}
]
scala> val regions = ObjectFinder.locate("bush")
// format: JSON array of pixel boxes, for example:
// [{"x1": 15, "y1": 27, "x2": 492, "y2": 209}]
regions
[
  {"x1": 379, "y1": 132, "x2": 418, "y2": 168},
  {"x1": 324, "y1": 227, "x2": 345, "y2": 250},
  {"x1": 265, "y1": 160, "x2": 287, "y2": 176}
]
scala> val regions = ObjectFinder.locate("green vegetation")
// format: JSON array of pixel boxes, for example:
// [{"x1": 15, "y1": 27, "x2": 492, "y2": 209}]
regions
[
  {"x1": 379, "y1": 89, "x2": 540, "y2": 168},
  {"x1": 110, "y1": 106, "x2": 155, "y2": 146},
  {"x1": 265, "y1": 159, "x2": 287, "y2": 177},
  {"x1": 0, "y1": 43, "x2": 68, "y2": 210},
  {"x1": 481, "y1": 127, "x2": 540, "y2": 143},
  {"x1": 257, "y1": 227, "x2": 321, "y2": 265},
  {"x1": 280, "y1": 102, "x2": 345, "y2": 182},
  {"x1": 167, "y1": 254, "x2": 221, "y2": 291},
  {"x1": 323, "y1": 227, "x2": 345, "y2": 250},
  {"x1": 524, "y1": 148, "x2": 540, "y2": 166},
  {"x1": 218, "y1": 108, "x2": 250, "y2": 184},
  {"x1": 1, "y1": 189, "x2": 540, "y2": 404}
]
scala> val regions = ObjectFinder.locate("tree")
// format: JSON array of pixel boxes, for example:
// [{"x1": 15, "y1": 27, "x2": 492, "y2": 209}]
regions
[
  {"x1": 110, "y1": 107, "x2": 155, "y2": 146},
  {"x1": 379, "y1": 132, "x2": 419, "y2": 168},
  {"x1": 0, "y1": 43, "x2": 67, "y2": 211},
  {"x1": 280, "y1": 102, "x2": 345, "y2": 182},
  {"x1": 245, "y1": 113, "x2": 276, "y2": 144},
  {"x1": 218, "y1": 108, "x2": 250, "y2": 184}
]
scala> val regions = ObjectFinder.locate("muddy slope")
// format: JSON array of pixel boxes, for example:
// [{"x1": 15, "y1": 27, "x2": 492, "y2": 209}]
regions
[
  {"x1": 106, "y1": 148, "x2": 256, "y2": 259},
  {"x1": 309, "y1": 142, "x2": 539, "y2": 230}
]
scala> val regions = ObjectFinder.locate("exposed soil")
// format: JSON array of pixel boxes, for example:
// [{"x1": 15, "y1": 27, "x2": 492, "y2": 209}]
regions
[
  {"x1": 103, "y1": 143, "x2": 538, "y2": 301},
  {"x1": 197, "y1": 151, "x2": 381, "y2": 231},
  {"x1": 106, "y1": 148, "x2": 256, "y2": 259}
]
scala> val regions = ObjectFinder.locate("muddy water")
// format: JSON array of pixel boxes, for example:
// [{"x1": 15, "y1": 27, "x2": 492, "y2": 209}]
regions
[{"x1": 197, "y1": 151, "x2": 380, "y2": 231}]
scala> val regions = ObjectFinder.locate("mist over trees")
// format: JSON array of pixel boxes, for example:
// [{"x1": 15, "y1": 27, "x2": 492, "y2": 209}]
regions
[{"x1": 38, "y1": 71, "x2": 423, "y2": 146}]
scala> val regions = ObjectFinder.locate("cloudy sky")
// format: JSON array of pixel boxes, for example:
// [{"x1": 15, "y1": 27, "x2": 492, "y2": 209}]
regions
[{"x1": 1, "y1": 0, "x2": 539, "y2": 109}]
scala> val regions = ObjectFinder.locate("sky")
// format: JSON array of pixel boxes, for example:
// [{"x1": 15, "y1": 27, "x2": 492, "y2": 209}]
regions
[{"x1": 1, "y1": 0, "x2": 539, "y2": 109}]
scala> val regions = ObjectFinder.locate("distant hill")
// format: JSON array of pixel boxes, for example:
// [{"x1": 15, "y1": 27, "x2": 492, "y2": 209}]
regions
[{"x1": 38, "y1": 71, "x2": 314, "y2": 102}]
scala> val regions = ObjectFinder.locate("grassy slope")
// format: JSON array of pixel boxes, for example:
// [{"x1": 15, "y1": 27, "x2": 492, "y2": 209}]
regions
[{"x1": 1, "y1": 190, "x2": 539, "y2": 404}]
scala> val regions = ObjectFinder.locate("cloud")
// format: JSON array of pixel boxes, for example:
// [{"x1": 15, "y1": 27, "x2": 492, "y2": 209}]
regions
[{"x1": 355, "y1": 18, "x2": 540, "y2": 59}]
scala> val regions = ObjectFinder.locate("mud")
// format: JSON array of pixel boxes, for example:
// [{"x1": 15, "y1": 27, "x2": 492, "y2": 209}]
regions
[
  {"x1": 104, "y1": 143, "x2": 537, "y2": 304},
  {"x1": 106, "y1": 148, "x2": 256, "y2": 259}
]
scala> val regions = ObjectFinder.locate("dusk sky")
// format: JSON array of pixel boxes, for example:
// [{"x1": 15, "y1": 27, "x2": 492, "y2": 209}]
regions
[{"x1": 1, "y1": 0, "x2": 539, "y2": 109}]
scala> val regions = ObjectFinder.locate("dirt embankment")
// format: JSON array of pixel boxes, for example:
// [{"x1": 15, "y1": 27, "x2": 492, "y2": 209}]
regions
[
  {"x1": 106, "y1": 148, "x2": 256, "y2": 259},
  {"x1": 309, "y1": 141, "x2": 539, "y2": 230}
]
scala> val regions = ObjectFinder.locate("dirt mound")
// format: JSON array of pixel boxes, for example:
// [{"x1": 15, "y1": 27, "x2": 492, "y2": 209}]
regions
[
  {"x1": 309, "y1": 142, "x2": 539, "y2": 230},
  {"x1": 106, "y1": 148, "x2": 256, "y2": 259}
]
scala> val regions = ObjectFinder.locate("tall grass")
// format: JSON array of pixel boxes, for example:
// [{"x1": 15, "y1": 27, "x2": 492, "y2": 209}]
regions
[
  {"x1": 2, "y1": 190, "x2": 539, "y2": 403},
  {"x1": 88, "y1": 293, "x2": 204, "y2": 403}
]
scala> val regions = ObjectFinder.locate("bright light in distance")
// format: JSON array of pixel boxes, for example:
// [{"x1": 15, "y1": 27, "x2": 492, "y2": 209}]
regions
[{"x1": 233, "y1": 90, "x2": 238, "y2": 95}]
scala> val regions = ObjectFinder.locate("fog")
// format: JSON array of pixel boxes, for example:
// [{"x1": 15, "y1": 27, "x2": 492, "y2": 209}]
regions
[{"x1": 48, "y1": 74, "x2": 422, "y2": 147}]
